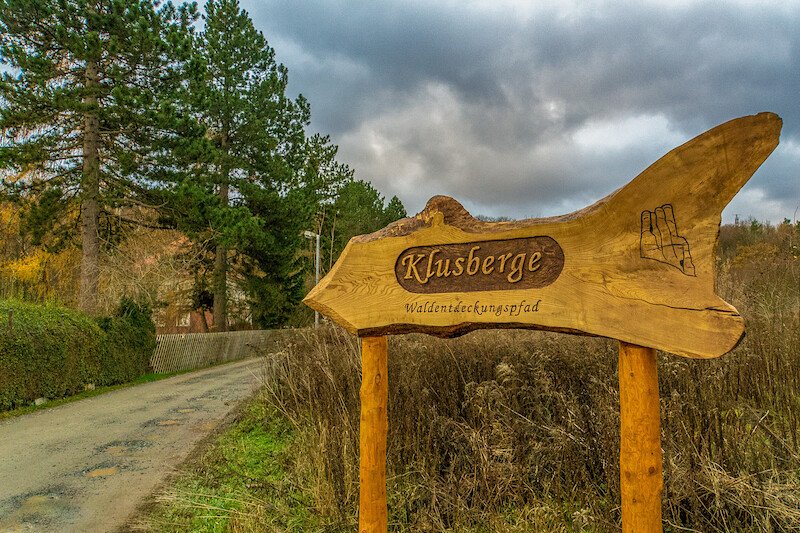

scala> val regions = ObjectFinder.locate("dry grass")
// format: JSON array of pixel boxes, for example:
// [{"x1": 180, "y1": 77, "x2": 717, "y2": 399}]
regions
[{"x1": 263, "y1": 221, "x2": 800, "y2": 531}]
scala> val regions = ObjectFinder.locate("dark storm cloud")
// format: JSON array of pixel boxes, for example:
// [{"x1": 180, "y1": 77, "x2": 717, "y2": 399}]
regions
[
  {"x1": 248, "y1": 1, "x2": 516, "y2": 132},
  {"x1": 244, "y1": 0, "x2": 800, "y2": 222}
]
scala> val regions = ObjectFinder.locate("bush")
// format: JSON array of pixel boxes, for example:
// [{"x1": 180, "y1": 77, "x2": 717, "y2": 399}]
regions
[
  {"x1": 96, "y1": 298, "x2": 157, "y2": 385},
  {"x1": 0, "y1": 298, "x2": 156, "y2": 410}
]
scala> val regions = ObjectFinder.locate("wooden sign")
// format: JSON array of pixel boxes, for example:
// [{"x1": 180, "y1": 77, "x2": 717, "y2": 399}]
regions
[
  {"x1": 304, "y1": 112, "x2": 782, "y2": 533},
  {"x1": 304, "y1": 112, "x2": 782, "y2": 359}
]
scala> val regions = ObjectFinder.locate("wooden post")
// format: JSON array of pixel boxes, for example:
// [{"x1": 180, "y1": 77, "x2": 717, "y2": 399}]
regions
[
  {"x1": 618, "y1": 341, "x2": 663, "y2": 533},
  {"x1": 360, "y1": 336, "x2": 388, "y2": 533}
]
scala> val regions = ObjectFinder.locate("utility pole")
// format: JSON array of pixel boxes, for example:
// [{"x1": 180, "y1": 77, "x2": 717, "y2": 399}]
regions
[{"x1": 303, "y1": 230, "x2": 321, "y2": 328}]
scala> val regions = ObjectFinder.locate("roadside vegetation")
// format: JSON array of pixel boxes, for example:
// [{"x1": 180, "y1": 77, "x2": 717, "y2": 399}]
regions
[
  {"x1": 139, "y1": 220, "x2": 799, "y2": 531},
  {"x1": 138, "y1": 395, "x2": 327, "y2": 532},
  {"x1": 0, "y1": 369, "x2": 177, "y2": 420},
  {"x1": 5, "y1": 0, "x2": 794, "y2": 530},
  {"x1": 0, "y1": 297, "x2": 156, "y2": 411}
]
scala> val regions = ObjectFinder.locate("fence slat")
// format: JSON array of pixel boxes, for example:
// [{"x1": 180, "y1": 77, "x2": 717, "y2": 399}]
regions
[{"x1": 150, "y1": 330, "x2": 273, "y2": 373}]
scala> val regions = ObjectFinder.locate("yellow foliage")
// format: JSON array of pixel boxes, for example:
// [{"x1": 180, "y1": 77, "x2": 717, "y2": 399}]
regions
[
  {"x1": 0, "y1": 248, "x2": 79, "y2": 301},
  {"x1": 3, "y1": 251, "x2": 46, "y2": 283},
  {"x1": 0, "y1": 202, "x2": 80, "y2": 301},
  {"x1": 733, "y1": 242, "x2": 780, "y2": 266},
  {"x1": 0, "y1": 203, "x2": 16, "y2": 226},
  {"x1": 0, "y1": 204, "x2": 21, "y2": 256}
]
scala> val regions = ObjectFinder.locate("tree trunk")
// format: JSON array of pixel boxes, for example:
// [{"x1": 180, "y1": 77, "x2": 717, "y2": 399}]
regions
[
  {"x1": 213, "y1": 130, "x2": 229, "y2": 332},
  {"x1": 213, "y1": 218, "x2": 228, "y2": 331},
  {"x1": 79, "y1": 59, "x2": 100, "y2": 314},
  {"x1": 198, "y1": 307, "x2": 210, "y2": 333}
]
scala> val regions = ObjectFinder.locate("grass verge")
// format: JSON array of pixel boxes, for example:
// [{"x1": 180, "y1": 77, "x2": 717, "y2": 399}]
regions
[
  {"x1": 135, "y1": 386, "x2": 602, "y2": 532},
  {"x1": 136, "y1": 394, "x2": 326, "y2": 532},
  {"x1": 0, "y1": 358, "x2": 255, "y2": 421},
  {"x1": 0, "y1": 370, "x2": 183, "y2": 420}
]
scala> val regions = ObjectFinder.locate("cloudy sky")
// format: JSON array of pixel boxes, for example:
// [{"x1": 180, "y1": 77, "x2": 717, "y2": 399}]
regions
[{"x1": 242, "y1": 0, "x2": 799, "y2": 223}]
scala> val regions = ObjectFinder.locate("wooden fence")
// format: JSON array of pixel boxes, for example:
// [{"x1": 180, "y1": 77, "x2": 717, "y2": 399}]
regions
[{"x1": 150, "y1": 329, "x2": 278, "y2": 373}]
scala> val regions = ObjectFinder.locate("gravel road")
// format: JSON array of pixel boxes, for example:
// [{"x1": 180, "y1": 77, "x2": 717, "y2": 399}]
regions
[{"x1": 0, "y1": 357, "x2": 264, "y2": 533}]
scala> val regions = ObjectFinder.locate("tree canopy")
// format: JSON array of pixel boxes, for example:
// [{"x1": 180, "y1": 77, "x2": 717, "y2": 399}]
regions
[
  {"x1": 0, "y1": 0, "x2": 196, "y2": 312},
  {"x1": 0, "y1": 0, "x2": 406, "y2": 327}
]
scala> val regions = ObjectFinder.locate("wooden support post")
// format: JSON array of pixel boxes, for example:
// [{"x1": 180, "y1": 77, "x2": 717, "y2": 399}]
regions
[
  {"x1": 359, "y1": 336, "x2": 388, "y2": 533},
  {"x1": 619, "y1": 341, "x2": 663, "y2": 533}
]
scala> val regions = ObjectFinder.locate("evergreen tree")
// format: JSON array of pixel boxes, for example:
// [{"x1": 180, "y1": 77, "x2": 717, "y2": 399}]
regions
[
  {"x1": 178, "y1": 0, "x2": 318, "y2": 330},
  {"x1": 0, "y1": 0, "x2": 195, "y2": 312},
  {"x1": 303, "y1": 133, "x2": 354, "y2": 207},
  {"x1": 319, "y1": 180, "x2": 407, "y2": 272},
  {"x1": 383, "y1": 195, "x2": 407, "y2": 226}
]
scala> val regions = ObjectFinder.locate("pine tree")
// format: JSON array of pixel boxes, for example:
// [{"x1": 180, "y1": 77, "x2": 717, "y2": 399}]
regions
[
  {"x1": 0, "y1": 0, "x2": 195, "y2": 312},
  {"x1": 383, "y1": 195, "x2": 407, "y2": 226},
  {"x1": 319, "y1": 180, "x2": 407, "y2": 272},
  {"x1": 182, "y1": 0, "x2": 311, "y2": 330},
  {"x1": 239, "y1": 134, "x2": 353, "y2": 327}
]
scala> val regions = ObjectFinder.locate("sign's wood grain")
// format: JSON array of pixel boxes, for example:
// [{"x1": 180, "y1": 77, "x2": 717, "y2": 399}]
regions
[{"x1": 304, "y1": 113, "x2": 781, "y2": 359}]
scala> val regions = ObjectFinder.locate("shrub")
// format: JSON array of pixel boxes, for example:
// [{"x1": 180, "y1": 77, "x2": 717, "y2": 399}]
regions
[
  {"x1": 0, "y1": 298, "x2": 155, "y2": 410},
  {"x1": 96, "y1": 298, "x2": 156, "y2": 385}
]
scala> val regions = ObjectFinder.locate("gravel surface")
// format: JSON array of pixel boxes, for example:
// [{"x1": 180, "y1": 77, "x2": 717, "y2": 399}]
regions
[{"x1": 0, "y1": 357, "x2": 263, "y2": 533}]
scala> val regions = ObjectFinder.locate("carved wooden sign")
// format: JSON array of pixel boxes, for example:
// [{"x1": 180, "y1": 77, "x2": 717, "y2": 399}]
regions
[
  {"x1": 395, "y1": 236, "x2": 565, "y2": 293},
  {"x1": 305, "y1": 113, "x2": 781, "y2": 359}
]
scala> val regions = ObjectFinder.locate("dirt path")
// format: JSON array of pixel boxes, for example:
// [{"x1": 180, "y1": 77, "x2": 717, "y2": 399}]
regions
[{"x1": 0, "y1": 357, "x2": 264, "y2": 533}]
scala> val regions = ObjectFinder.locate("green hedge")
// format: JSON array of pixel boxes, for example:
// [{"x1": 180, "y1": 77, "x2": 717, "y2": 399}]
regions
[{"x1": 0, "y1": 298, "x2": 156, "y2": 411}]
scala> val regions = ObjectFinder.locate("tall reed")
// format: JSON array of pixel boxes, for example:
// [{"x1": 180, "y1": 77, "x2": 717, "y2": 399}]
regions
[{"x1": 263, "y1": 222, "x2": 800, "y2": 531}]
